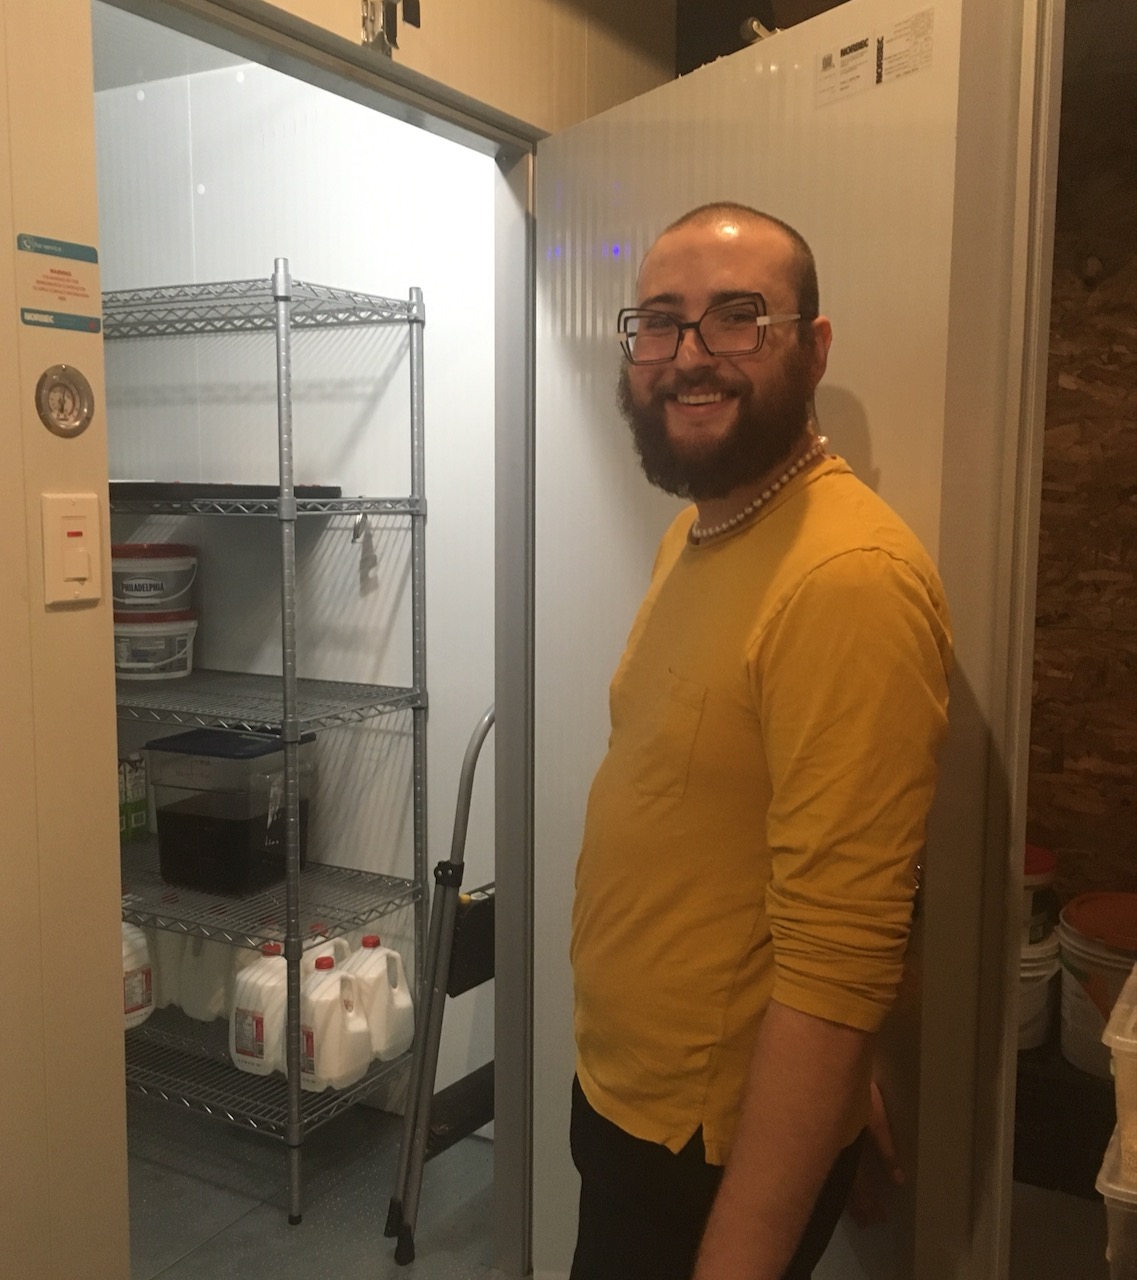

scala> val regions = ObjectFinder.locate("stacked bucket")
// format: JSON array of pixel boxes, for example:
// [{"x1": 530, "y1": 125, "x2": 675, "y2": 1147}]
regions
[
  {"x1": 1058, "y1": 893, "x2": 1137, "y2": 1078},
  {"x1": 111, "y1": 543, "x2": 199, "y2": 681},
  {"x1": 1019, "y1": 844, "x2": 1061, "y2": 1050},
  {"x1": 1019, "y1": 845, "x2": 1137, "y2": 1071},
  {"x1": 1097, "y1": 964, "x2": 1137, "y2": 1279}
]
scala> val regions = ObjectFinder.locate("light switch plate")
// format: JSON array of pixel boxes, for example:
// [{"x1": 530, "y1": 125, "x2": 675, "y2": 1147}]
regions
[{"x1": 42, "y1": 492, "x2": 102, "y2": 606}]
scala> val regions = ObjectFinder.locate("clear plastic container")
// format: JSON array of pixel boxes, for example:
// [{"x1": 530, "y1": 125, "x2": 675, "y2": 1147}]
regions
[
  {"x1": 147, "y1": 729, "x2": 316, "y2": 893},
  {"x1": 1097, "y1": 1128, "x2": 1137, "y2": 1279},
  {"x1": 1105, "y1": 963, "x2": 1137, "y2": 1183}
]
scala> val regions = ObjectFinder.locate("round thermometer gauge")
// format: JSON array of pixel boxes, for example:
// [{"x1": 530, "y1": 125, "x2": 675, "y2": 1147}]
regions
[{"x1": 36, "y1": 364, "x2": 95, "y2": 438}]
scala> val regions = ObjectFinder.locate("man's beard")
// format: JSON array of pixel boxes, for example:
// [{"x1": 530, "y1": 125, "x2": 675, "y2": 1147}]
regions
[{"x1": 617, "y1": 354, "x2": 815, "y2": 502}]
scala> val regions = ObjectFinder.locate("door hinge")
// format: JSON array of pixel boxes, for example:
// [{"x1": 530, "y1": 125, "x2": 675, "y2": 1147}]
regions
[{"x1": 362, "y1": 0, "x2": 420, "y2": 54}]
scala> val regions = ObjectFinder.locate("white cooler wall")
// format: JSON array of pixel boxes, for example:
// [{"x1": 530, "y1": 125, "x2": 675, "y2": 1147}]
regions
[
  {"x1": 93, "y1": 33, "x2": 497, "y2": 1094},
  {"x1": 534, "y1": 2, "x2": 964, "y2": 1274}
]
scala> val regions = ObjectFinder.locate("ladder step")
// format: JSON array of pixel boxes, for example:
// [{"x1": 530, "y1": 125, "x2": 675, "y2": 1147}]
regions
[
  {"x1": 425, "y1": 1061, "x2": 494, "y2": 1160},
  {"x1": 448, "y1": 883, "x2": 495, "y2": 996}
]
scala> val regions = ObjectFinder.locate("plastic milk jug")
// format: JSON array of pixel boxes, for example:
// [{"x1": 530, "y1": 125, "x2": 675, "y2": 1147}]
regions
[
  {"x1": 145, "y1": 927, "x2": 185, "y2": 1010},
  {"x1": 180, "y1": 935, "x2": 232, "y2": 1022},
  {"x1": 122, "y1": 923, "x2": 155, "y2": 1030},
  {"x1": 301, "y1": 933, "x2": 349, "y2": 974},
  {"x1": 227, "y1": 946, "x2": 262, "y2": 1017},
  {"x1": 229, "y1": 943, "x2": 286, "y2": 1075},
  {"x1": 343, "y1": 935, "x2": 415, "y2": 1061},
  {"x1": 299, "y1": 955, "x2": 371, "y2": 1092}
]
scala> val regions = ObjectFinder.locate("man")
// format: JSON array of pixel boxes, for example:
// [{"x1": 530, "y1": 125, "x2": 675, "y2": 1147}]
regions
[{"x1": 568, "y1": 203, "x2": 953, "y2": 1280}]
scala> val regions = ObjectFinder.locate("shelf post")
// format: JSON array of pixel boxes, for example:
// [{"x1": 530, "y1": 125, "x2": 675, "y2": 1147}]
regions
[
  {"x1": 274, "y1": 257, "x2": 305, "y2": 1223},
  {"x1": 409, "y1": 286, "x2": 428, "y2": 1007}
]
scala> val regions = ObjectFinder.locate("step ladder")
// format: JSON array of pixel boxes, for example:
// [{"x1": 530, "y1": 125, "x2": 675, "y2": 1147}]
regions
[{"x1": 386, "y1": 704, "x2": 496, "y2": 1265}]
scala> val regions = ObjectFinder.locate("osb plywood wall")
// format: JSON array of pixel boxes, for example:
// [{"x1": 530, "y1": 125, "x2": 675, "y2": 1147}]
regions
[{"x1": 1027, "y1": 69, "x2": 1137, "y2": 901}]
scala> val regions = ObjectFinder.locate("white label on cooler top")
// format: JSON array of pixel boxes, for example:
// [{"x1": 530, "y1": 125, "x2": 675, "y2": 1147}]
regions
[
  {"x1": 124, "y1": 965, "x2": 153, "y2": 1015},
  {"x1": 233, "y1": 1007, "x2": 265, "y2": 1059}
]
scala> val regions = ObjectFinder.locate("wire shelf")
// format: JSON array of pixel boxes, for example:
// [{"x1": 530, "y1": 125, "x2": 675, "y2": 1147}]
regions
[
  {"x1": 125, "y1": 1008, "x2": 409, "y2": 1135},
  {"x1": 121, "y1": 842, "x2": 420, "y2": 948},
  {"x1": 109, "y1": 495, "x2": 424, "y2": 517},
  {"x1": 103, "y1": 278, "x2": 423, "y2": 340},
  {"x1": 115, "y1": 668, "x2": 421, "y2": 731}
]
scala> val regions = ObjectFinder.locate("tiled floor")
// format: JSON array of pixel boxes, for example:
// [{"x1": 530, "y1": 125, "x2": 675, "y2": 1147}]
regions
[{"x1": 127, "y1": 1095, "x2": 496, "y2": 1279}]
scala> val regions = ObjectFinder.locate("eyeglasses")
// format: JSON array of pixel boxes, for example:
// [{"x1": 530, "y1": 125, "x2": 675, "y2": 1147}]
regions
[{"x1": 616, "y1": 293, "x2": 807, "y2": 365}]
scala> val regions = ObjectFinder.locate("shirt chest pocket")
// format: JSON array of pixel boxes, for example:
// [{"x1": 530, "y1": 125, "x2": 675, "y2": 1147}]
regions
[{"x1": 624, "y1": 668, "x2": 707, "y2": 800}]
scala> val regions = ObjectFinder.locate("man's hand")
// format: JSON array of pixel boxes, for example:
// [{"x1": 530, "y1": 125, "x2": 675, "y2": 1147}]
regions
[{"x1": 846, "y1": 1079, "x2": 906, "y2": 1228}]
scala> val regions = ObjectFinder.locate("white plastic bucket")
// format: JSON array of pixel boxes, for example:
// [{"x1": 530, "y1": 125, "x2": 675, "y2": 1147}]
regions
[
  {"x1": 1059, "y1": 894, "x2": 1137, "y2": 1078},
  {"x1": 1019, "y1": 934, "x2": 1060, "y2": 1051},
  {"x1": 111, "y1": 543, "x2": 197, "y2": 612},
  {"x1": 1023, "y1": 844, "x2": 1058, "y2": 946},
  {"x1": 122, "y1": 922, "x2": 154, "y2": 1031},
  {"x1": 114, "y1": 610, "x2": 198, "y2": 680}
]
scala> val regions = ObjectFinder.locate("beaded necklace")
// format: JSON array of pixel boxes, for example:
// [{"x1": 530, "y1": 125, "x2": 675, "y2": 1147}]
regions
[{"x1": 689, "y1": 435, "x2": 829, "y2": 544}]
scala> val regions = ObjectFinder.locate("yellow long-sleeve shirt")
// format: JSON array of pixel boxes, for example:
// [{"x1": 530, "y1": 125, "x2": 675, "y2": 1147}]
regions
[{"x1": 570, "y1": 456, "x2": 953, "y2": 1165}]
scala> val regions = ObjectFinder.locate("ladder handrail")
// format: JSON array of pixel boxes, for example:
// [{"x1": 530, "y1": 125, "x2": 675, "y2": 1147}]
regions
[
  {"x1": 387, "y1": 701, "x2": 496, "y2": 1264},
  {"x1": 447, "y1": 703, "x2": 495, "y2": 872}
]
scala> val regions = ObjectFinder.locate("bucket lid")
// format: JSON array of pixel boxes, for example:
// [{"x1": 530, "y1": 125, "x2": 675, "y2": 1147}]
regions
[
  {"x1": 1021, "y1": 933, "x2": 1060, "y2": 965},
  {"x1": 1103, "y1": 963, "x2": 1137, "y2": 1052},
  {"x1": 112, "y1": 542, "x2": 198, "y2": 559},
  {"x1": 1096, "y1": 1129, "x2": 1137, "y2": 1205},
  {"x1": 1061, "y1": 893, "x2": 1137, "y2": 954},
  {"x1": 1025, "y1": 843, "x2": 1056, "y2": 878},
  {"x1": 361, "y1": 935, "x2": 381, "y2": 948},
  {"x1": 114, "y1": 609, "x2": 198, "y2": 625}
]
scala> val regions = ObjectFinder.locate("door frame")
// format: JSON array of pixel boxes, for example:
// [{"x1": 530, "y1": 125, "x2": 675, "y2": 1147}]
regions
[
  {"x1": 97, "y1": 1, "x2": 541, "y2": 1273},
  {"x1": 965, "y1": 0, "x2": 1066, "y2": 1273},
  {"x1": 89, "y1": 0, "x2": 1070, "y2": 1275}
]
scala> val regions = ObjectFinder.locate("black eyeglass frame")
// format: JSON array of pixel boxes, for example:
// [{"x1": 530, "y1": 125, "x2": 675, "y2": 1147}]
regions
[{"x1": 615, "y1": 292, "x2": 813, "y2": 365}]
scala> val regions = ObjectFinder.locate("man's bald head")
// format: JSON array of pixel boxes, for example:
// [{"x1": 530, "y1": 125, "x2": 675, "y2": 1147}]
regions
[{"x1": 650, "y1": 202, "x2": 820, "y2": 343}]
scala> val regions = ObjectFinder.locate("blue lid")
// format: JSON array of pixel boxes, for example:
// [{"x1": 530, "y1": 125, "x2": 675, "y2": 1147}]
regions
[{"x1": 145, "y1": 728, "x2": 313, "y2": 759}]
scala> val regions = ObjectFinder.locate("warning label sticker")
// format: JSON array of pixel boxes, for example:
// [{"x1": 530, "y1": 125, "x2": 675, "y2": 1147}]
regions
[
  {"x1": 876, "y1": 8, "x2": 935, "y2": 85},
  {"x1": 32, "y1": 266, "x2": 92, "y2": 304},
  {"x1": 816, "y1": 7, "x2": 935, "y2": 107},
  {"x1": 16, "y1": 232, "x2": 101, "y2": 335},
  {"x1": 815, "y1": 34, "x2": 874, "y2": 106}
]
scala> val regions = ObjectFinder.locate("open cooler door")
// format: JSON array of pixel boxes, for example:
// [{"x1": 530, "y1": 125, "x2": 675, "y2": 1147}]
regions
[{"x1": 531, "y1": 0, "x2": 1062, "y2": 1276}]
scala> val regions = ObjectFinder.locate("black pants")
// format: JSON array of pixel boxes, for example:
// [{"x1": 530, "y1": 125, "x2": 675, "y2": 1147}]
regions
[{"x1": 569, "y1": 1077, "x2": 863, "y2": 1280}]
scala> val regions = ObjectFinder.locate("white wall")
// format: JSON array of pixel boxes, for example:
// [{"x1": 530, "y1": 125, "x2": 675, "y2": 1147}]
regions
[{"x1": 94, "y1": 12, "x2": 497, "y2": 1095}]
